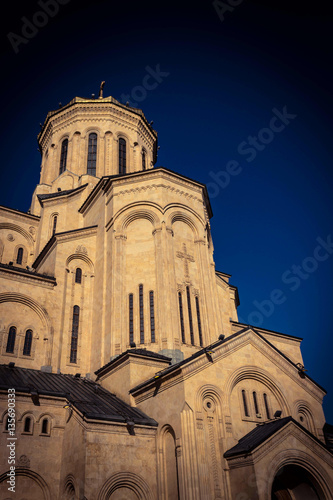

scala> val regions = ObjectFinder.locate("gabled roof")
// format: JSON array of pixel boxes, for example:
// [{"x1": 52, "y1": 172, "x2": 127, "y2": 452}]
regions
[
  {"x1": 95, "y1": 349, "x2": 171, "y2": 378},
  {"x1": 224, "y1": 416, "x2": 333, "y2": 458},
  {"x1": 224, "y1": 417, "x2": 293, "y2": 458},
  {"x1": 129, "y1": 326, "x2": 326, "y2": 395},
  {"x1": 0, "y1": 364, "x2": 157, "y2": 427},
  {"x1": 32, "y1": 225, "x2": 97, "y2": 269}
]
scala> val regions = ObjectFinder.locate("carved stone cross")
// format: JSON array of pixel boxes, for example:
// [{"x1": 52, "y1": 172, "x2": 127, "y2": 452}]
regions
[{"x1": 176, "y1": 243, "x2": 194, "y2": 279}]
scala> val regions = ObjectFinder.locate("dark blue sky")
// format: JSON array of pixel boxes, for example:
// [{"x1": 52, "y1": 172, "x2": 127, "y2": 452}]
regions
[{"x1": 1, "y1": 0, "x2": 332, "y2": 420}]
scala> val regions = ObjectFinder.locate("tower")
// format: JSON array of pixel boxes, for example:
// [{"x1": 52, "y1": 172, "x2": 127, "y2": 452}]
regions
[{"x1": 0, "y1": 90, "x2": 332, "y2": 500}]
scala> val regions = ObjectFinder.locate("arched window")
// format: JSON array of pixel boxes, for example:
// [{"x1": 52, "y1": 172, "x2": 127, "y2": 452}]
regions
[
  {"x1": 142, "y1": 150, "x2": 146, "y2": 170},
  {"x1": 70, "y1": 305, "x2": 80, "y2": 363},
  {"x1": 129, "y1": 293, "x2": 134, "y2": 344},
  {"x1": 253, "y1": 391, "x2": 259, "y2": 415},
  {"x1": 24, "y1": 416, "x2": 32, "y2": 433},
  {"x1": 75, "y1": 268, "x2": 82, "y2": 284},
  {"x1": 263, "y1": 393, "x2": 270, "y2": 419},
  {"x1": 41, "y1": 418, "x2": 49, "y2": 434},
  {"x1": 59, "y1": 138, "x2": 68, "y2": 175},
  {"x1": 119, "y1": 138, "x2": 126, "y2": 175},
  {"x1": 16, "y1": 247, "x2": 23, "y2": 265},
  {"x1": 139, "y1": 284, "x2": 144, "y2": 344},
  {"x1": 52, "y1": 215, "x2": 57, "y2": 236},
  {"x1": 150, "y1": 291, "x2": 155, "y2": 343},
  {"x1": 6, "y1": 326, "x2": 16, "y2": 353},
  {"x1": 195, "y1": 296, "x2": 203, "y2": 347},
  {"x1": 23, "y1": 329, "x2": 33, "y2": 356},
  {"x1": 186, "y1": 286, "x2": 194, "y2": 345},
  {"x1": 87, "y1": 133, "x2": 97, "y2": 175},
  {"x1": 178, "y1": 292, "x2": 185, "y2": 344},
  {"x1": 242, "y1": 390, "x2": 249, "y2": 417}
]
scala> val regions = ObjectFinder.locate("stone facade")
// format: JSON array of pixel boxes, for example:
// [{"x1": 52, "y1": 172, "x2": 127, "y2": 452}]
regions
[{"x1": 0, "y1": 94, "x2": 332, "y2": 499}]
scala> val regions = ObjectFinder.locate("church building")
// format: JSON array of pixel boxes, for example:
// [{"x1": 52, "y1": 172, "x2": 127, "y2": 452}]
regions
[{"x1": 0, "y1": 87, "x2": 332, "y2": 499}]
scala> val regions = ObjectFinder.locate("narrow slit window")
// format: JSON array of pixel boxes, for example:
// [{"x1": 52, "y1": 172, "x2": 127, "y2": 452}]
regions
[
  {"x1": 129, "y1": 293, "x2": 134, "y2": 344},
  {"x1": 75, "y1": 268, "x2": 82, "y2": 284},
  {"x1": 24, "y1": 417, "x2": 31, "y2": 433},
  {"x1": 263, "y1": 393, "x2": 270, "y2": 419},
  {"x1": 52, "y1": 215, "x2": 57, "y2": 236},
  {"x1": 41, "y1": 418, "x2": 49, "y2": 434},
  {"x1": 242, "y1": 390, "x2": 249, "y2": 417},
  {"x1": 16, "y1": 247, "x2": 23, "y2": 265},
  {"x1": 142, "y1": 150, "x2": 146, "y2": 170},
  {"x1": 6, "y1": 326, "x2": 16, "y2": 353},
  {"x1": 253, "y1": 391, "x2": 259, "y2": 414},
  {"x1": 87, "y1": 133, "x2": 97, "y2": 175},
  {"x1": 59, "y1": 138, "x2": 68, "y2": 174},
  {"x1": 23, "y1": 329, "x2": 33, "y2": 356},
  {"x1": 139, "y1": 284, "x2": 144, "y2": 344},
  {"x1": 70, "y1": 305, "x2": 80, "y2": 363},
  {"x1": 119, "y1": 138, "x2": 126, "y2": 175},
  {"x1": 195, "y1": 296, "x2": 203, "y2": 347},
  {"x1": 178, "y1": 292, "x2": 185, "y2": 343},
  {"x1": 150, "y1": 291, "x2": 155, "y2": 343},
  {"x1": 186, "y1": 286, "x2": 194, "y2": 345}
]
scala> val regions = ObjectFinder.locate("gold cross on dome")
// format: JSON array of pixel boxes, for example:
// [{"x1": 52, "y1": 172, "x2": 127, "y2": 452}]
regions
[{"x1": 176, "y1": 243, "x2": 194, "y2": 279}]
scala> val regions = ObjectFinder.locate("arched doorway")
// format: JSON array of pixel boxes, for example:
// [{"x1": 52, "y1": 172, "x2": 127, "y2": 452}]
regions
[{"x1": 271, "y1": 464, "x2": 325, "y2": 500}]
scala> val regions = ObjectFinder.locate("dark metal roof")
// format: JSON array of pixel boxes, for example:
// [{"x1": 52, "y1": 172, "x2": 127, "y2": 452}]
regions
[
  {"x1": 95, "y1": 349, "x2": 171, "y2": 378},
  {"x1": 0, "y1": 262, "x2": 56, "y2": 282},
  {"x1": 37, "y1": 183, "x2": 88, "y2": 201},
  {"x1": 224, "y1": 417, "x2": 333, "y2": 458},
  {"x1": 0, "y1": 364, "x2": 157, "y2": 427},
  {"x1": 224, "y1": 417, "x2": 293, "y2": 458}
]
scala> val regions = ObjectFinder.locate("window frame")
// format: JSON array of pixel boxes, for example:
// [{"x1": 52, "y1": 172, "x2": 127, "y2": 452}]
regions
[
  {"x1": 87, "y1": 132, "x2": 98, "y2": 176},
  {"x1": 139, "y1": 284, "x2": 144, "y2": 344},
  {"x1": 75, "y1": 267, "x2": 82, "y2": 284},
  {"x1": 119, "y1": 137, "x2": 127, "y2": 175},
  {"x1": 70, "y1": 305, "x2": 80, "y2": 364},
  {"x1": 6, "y1": 326, "x2": 16, "y2": 354},
  {"x1": 23, "y1": 329, "x2": 33, "y2": 356},
  {"x1": 59, "y1": 137, "x2": 69, "y2": 175},
  {"x1": 16, "y1": 247, "x2": 24, "y2": 265}
]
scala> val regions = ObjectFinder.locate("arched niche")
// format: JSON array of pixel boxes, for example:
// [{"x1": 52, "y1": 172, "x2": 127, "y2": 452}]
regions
[{"x1": 0, "y1": 470, "x2": 51, "y2": 500}]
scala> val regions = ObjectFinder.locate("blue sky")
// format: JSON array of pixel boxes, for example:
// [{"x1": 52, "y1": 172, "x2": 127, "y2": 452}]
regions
[{"x1": 1, "y1": 0, "x2": 332, "y2": 420}]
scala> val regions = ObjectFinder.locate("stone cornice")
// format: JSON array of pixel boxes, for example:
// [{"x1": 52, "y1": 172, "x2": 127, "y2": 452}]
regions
[
  {"x1": 230, "y1": 321, "x2": 303, "y2": 342},
  {"x1": 0, "y1": 266, "x2": 56, "y2": 288},
  {"x1": 38, "y1": 97, "x2": 157, "y2": 152},
  {"x1": 131, "y1": 329, "x2": 325, "y2": 405},
  {"x1": 79, "y1": 168, "x2": 213, "y2": 219},
  {"x1": 0, "y1": 205, "x2": 40, "y2": 223}
]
